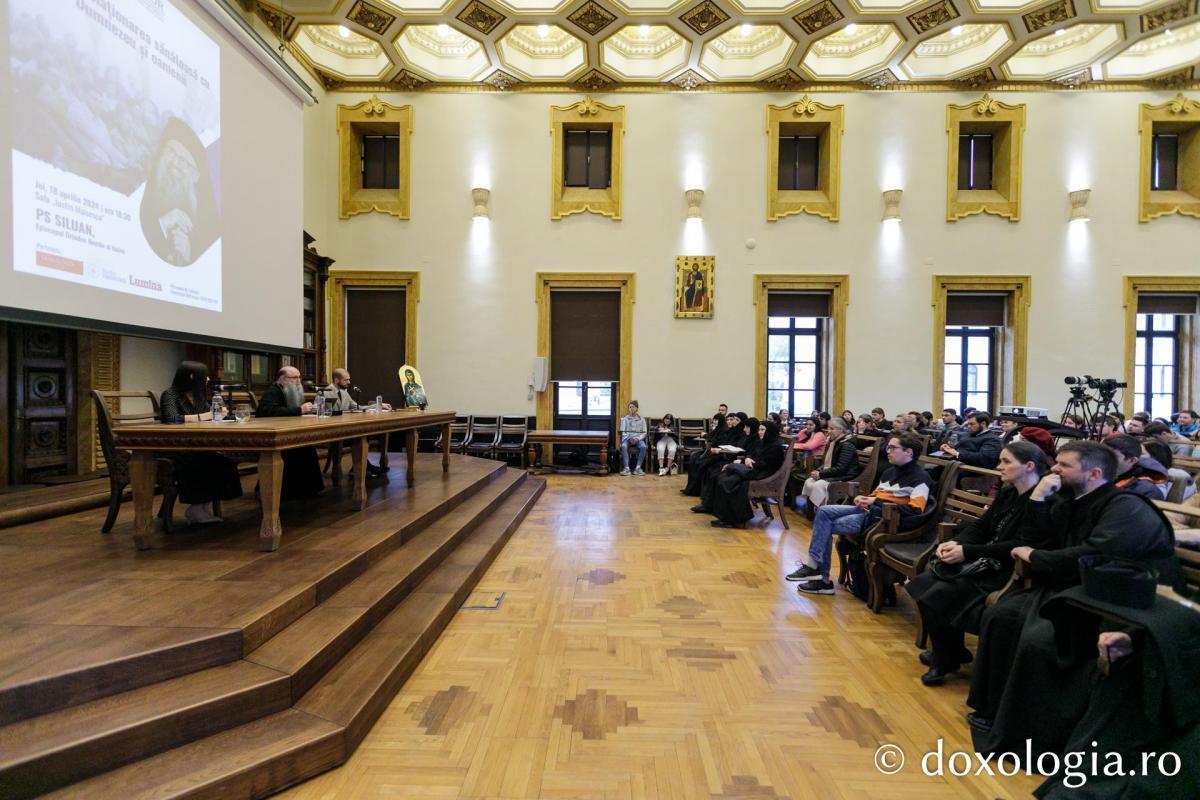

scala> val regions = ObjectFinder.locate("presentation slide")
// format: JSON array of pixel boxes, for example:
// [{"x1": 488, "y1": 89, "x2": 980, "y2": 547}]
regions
[{"x1": 9, "y1": 0, "x2": 222, "y2": 310}]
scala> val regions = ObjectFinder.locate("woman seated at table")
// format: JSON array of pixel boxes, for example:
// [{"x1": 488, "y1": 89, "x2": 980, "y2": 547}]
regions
[
  {"x1": 159, "y1": 361, "x2": 243, "y2": 524},
  {"x1": 655, "y1": 413, "x2": 679, "y2": 477},
  {"x1": 709, "y1": 420, "x2": 785, "y2": 529},
  {"x1": 905, "y1": 440, "x2": 1048, "y2": 686}
]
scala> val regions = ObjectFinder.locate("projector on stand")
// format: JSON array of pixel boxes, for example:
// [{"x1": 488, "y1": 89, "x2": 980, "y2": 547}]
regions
[{"x1": 999, "y1": 405, "x2": 1049, "y2": 419}]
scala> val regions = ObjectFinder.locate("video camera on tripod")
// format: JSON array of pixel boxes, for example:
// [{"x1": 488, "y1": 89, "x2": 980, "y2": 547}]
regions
[
  {"x1": 1064, "y1": 376, "x2": 1127, "y2": 393},
  {"x1": 1061, "y1": 375, "x2": 1127, "y2": 439}
]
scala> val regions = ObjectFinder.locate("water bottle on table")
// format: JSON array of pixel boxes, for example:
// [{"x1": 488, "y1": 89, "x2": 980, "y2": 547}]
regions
[
  {"x1": 375, "y1": 395, "x2": 384, "y2": 413},
  {"x1": 314, "y1": 393, "x2": 326, "y2": 418},
  {"x1": 211, "y1": 392, "x2": 224, "y2": 422}
]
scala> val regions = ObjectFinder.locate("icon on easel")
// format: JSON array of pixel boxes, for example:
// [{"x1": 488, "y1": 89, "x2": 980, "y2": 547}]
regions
[{"x1": 398, "y1": 364, "x2": 427, "y2": 409}]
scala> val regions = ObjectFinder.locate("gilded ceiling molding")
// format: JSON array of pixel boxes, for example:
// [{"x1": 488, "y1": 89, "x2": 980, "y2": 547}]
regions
[
  {"x1": 945, "y1": 93, "x2": 1025, "y2": 222},
  {"x1": 568, "y1": 1, "x2": 618, "y2": 36},
  {"x1": 679, "y1": 1, "x2": 729, "y2": 36},
  {"x1": 765, "y1": 96, "x2": 844, "y2": 222},
  {"x1": 457, "y1": 0, "x2": 507, "y2": 35},
  {"x1": 549, "y1": 97, "x2": 625, "y2": 220},
  {"x1": 1138, "y1": 93, "x2": 1200, "y2": 222},
  {"x1": 1022, "y1": 0, "x2": 1075, "y2": 34},
  {"x1": 908, "y1": 0, "x2": 959, "y2": 35},
  {"x1": 337, "y1": 95, "x2": 413, "y2": 221},
  {"x1": 794, "y1": 1, "x2": 844, "y2": 36},
  {"x1": 346, "y1": 0, "x2": 396, "y2": 36},
  {"x1": 1141, "y1": 0, "x2": 1196, "y2": 33}
]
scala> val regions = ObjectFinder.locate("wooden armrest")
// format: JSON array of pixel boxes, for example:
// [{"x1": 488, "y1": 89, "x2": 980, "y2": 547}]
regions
[
  {"x1": 986, "y1": 559, "x2": 1034, "y2": 607},
  {"x1": 936, "y1": 522, "x2": 956, "y2": 543}
]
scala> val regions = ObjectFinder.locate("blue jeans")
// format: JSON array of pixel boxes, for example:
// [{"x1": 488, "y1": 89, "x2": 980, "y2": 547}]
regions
[
  {"x1": 621, "y1": 438, "x2": 647, "y2": 470},
  {"x1": 809, "y1": 504, "x2": 867, "y2": 579}
]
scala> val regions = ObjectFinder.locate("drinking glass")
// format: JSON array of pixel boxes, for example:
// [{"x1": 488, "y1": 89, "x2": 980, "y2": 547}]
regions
[{"x1": 235, "y1": 404, "x2": 251, "y2": 423}]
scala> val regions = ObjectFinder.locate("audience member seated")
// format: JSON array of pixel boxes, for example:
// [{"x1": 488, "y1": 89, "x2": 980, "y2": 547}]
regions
[
  {"x1": 1108, "y1": 434, "x2": 1169, "y2": 500},
  {"x1": 798, "y1": 417, "x2": 857, "y2": 518},
  {"x1": 870, "y1": 407, "x2": 892, "y2": 431},
  {"x1": 159, "y1": 360, "x2": 243, "y2": 524},
  {"x1": 840, "y1": 409, "x2": 856, "y2": 430},
  {"x1": 934, "y1": 408, "x2": 964, "y2": 449},
  {"x1": 619, "y1": 400, "x2": 648, "y2": 476},
  {"x1": 1019, "y1": 426, "x2": 1057, "y2": 463},
  {"x1": 681, "y1": 412, "x2": 729, "y2": 495},
  {"x1": 787, "y1": 433, "x2": 934, "y2": 596},
  {"x1": 853, "y1": 414, "x2": 877, "y2": 449},
  {"x1": 1125, "y1": 415, "x2": 1146, "y2": 435},
  {"x1": 1098, "y1": 413, "x2": 1123, "y2": 440},
  {"x1": 907, "y1": 441, "x2": 1049, "y2": 686},
  {"x1": 778, "y1": 408, "x2": 793, "y2": 435},
  {"x1": 940, "y1": 411, "x2": 1002, "y2": 469},
  {"x1": 791, "y1": 417, "x2": 827, "y2": 460},
  {"x1": 1145, "y1": 438, "x2": 1196, "y2": 501},
  {"x1": 692, "y1": 414, "x2": 753, "y2": 512},
  {"x1": 999, "y1": 416, "x2": 1021, "y2": 446},
  {"x1": 708, "y1": 420, "x2": 784, "y2": 529},
  {"x1": 966, "y1": 440, "x2": 1177, "y2": 757},
  {"x1": 256, "y1": 366, "x2": 324, "y2": 500},
  {"x1": 1171, "y1": 409, "x2": 1199, "y2": 441},
  {"x1": 890, "y1": 414, "x2": 914, "y2": 434},
  {"x1": 655, "y1": 413, "x2": 679, "y2": 476},
  {"x1": 1061, "y1": 414, "x2": 1086, "y2": 431},
  {"x1": 1145, "y1": 420, "x2": 1195, "y2": 457}
]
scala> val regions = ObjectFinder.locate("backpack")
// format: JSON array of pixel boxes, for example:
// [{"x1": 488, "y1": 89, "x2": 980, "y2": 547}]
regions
[{"x1": 836, "y1": 536, "x2": 871, "y2": 601}]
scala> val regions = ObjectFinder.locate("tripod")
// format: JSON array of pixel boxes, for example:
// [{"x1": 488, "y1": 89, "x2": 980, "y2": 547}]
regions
[{"x1": 1061, "y1": 387, "x2": 1096, "y2": 431}]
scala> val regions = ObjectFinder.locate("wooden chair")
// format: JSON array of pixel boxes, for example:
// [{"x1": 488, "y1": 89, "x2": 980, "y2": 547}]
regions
[
  {"x1": 463, "y1": 416, "x2": 501, "y2": 458},
  {"x1": 863, "y1": 458, "x2": 962, "y2": 613},
  {"x1": 676, "y1": 418, "x2": 709, "y2": 462},
  {"x1": 91, "y1": 390, "x2": 179, "y2": 534},
  {"x1": 824, "y1": 442, "x2": 883, "y2": 507},
  {"x1": 1166, "y1": 472, "x2": 1192, "y2": 504},
  {"x1": 750, "y1": 444, "x2": 794, "y2": 529},
  {"x1": 417, "y1": 424, "x2": 441, "y2": 453},
  {"x1": 495, "y1": 416, "x2": 529, "y2": 467},
  {"x1": 957, "y1": 464, "x2": 1001, "y2": 497},
  {"x1": 435, "y1": 415, "x2": 471, "y2": 454}
]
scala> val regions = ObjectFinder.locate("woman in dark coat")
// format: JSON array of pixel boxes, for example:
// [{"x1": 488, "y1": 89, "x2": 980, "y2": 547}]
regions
[
  {"x1": 159, "y1": 361, "x2": 243, "y2": 524},
  {"x1": 710, "y1": 420, "x2": 785, "y2": 528},
  {"x1": 906, "y1": 440, "x2": 1048, "y2": 685}
]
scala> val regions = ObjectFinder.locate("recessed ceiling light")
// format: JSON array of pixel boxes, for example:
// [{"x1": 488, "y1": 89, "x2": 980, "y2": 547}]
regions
[
  {"x1": 1055, "y1": 28, "x2": 1065, "y2": 36},
  {"x1": 951, "y1": 25, "x2": 963, "y2": 36},
  {"x1": 740, "y1": 23, "x2": 752, "y2": 36},
  {"x1": 845, "y1": 23, "x2": 857, "y2": 34},
  {"x1": 337, "y1": 25, "x2": 351, "y2": 38},
  {"x1": 438, "y1": 24, "x2": 450, "y2": 36},
  {"x1": 639, "y1": 24, "x2": 650, "y2": 35},
  {"x1": 537, "y1": 24, "x2": 549, "y2": 38}
]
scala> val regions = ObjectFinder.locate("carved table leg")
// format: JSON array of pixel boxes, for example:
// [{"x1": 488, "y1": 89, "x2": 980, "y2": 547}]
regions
[
  {"x1": 258, "y1": 451, "x2": 284, "y2": 552},
  {"x1": 442, "y1": 423, "x2": 451, "y2": 473},
  {"x1": 527, "y1": 442, "x2": 537, "y2": 471},
  {"x1": 130, "y1": 451, "x2": 157, "y2": 550},
  {"x1": 351, "y1": 436, "x2": 368, "y2": 510},
  {"x1": 379, "y1": 433, "x2": 389, "y2": 470},
  {"x1": 599, "y1": 445, "x2": 609, "y2": 475},
  {"x1": 406, "y1": 429, "x2": 417, "y2": 488}
]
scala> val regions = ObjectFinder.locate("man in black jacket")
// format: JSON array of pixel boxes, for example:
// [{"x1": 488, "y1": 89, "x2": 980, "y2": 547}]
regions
[
  {"x1": 966, "y1": 440, "x2": 1177, "y2": 757},
  {"x1": 256, "y1": 366, "x2": 323, "y2": 500},
  {"x1": 941, "y1": 411, "x2": 1002, "y2": 469}
]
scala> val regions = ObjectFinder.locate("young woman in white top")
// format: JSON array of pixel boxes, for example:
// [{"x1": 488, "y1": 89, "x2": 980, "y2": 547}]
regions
[{"x1": 656, "y1": 413, "x2": 679, "y2": 476}]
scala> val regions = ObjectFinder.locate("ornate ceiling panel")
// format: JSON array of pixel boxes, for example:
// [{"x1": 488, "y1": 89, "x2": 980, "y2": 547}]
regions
[{"x1": 247, "y1": 0, "x2": 1200, "y2": 89}]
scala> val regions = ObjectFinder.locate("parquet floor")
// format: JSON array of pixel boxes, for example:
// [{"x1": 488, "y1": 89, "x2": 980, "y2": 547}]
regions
[{"x1": 278, "y1": 474, "x2": 1039, "y2": 799}]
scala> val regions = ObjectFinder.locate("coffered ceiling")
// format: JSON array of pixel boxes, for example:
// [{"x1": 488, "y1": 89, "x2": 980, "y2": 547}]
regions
[{"x1": 241, "y1": 0, "x2": 1200, "y2": 89}]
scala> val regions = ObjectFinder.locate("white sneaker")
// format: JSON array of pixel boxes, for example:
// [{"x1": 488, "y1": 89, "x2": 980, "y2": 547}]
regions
[
  {"x1": 620, "y1": 468, "x2": 631, "y2": 476},
  {"x1": 659, "y1": 468, "x2": 667, "y2": 476},
  {"x1": 185, "y1": 504, "x2": 223, "y2": 525},
  {"x1": 634, "y1": 468, "x2": 645, "y2": 476}
]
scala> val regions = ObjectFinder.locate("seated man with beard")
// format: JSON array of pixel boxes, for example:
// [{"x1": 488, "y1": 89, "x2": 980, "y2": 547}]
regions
[{"x1": 256, "y1": 366, "x2": 324, "y2": 501}]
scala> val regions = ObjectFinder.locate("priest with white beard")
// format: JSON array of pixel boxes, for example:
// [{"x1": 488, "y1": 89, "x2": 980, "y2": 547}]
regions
[{"x1": 256, "y1": 366, "x2": 324, "y2": 500}]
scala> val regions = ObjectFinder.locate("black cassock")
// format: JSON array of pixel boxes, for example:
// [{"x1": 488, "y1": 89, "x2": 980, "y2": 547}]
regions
[
  {"x1": 256, "y1": 383, "x2": 325, "y2": 501},
  {"x1": 683, "y1": 423, "x2": 736, "y2": 497},
  {"x1": 966, "y1": 484, "x2": 1178, "y2": 758},
  {"x1": 158, "y1": 387, "x2": 243, "y2": 505},
  {"x1": 711, "y1": 435, "x2": 784, "y2": 526}
]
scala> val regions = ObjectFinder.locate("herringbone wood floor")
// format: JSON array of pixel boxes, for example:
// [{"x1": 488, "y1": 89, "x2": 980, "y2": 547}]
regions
[{"x1": 278, "y1": 473, "x2": 1039, "y2": 799}]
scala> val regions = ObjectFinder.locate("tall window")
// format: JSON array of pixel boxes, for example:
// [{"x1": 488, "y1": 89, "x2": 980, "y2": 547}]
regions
[
  {"x1": 1151, "y1": 133, "x2": 1179, "y2": 191},
  {"x1": 563, "y1": 129, "x2": 611, "y2": 189},
  {"x1": 767, "y1": 316, "x2": 822, "y2": 416},
  {"x1": 555, "y1": 381, "x2": 613, "y2": 418},
  {"x1": 1135, "y1": 314, "x2": 1179, "y2": 419},
  {"x1": 361, "y1": 134, "x2": 400, "y2": 189},
  {"x1": 777, "y1": 135, "x2": 819, "y2": 191},
  {"x1": 957, "y1": 133, "x2": 993, "y2": 190},
  {"x1": 943, "y1": 326, "x2": 995, "y2": 414}
]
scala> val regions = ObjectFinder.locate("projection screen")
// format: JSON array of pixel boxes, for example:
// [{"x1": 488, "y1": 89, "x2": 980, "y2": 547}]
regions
[{"x1": 0, "y1": 0, "x2": 313, "y2": 352}]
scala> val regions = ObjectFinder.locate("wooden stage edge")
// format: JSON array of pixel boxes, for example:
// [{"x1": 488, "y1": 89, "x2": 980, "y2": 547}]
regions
[{"x1": 0, "y1": 453, "x2": 545, "y2": 799}]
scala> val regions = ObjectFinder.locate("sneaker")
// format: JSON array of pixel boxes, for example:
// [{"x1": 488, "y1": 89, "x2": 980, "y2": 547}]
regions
[
  {"x1": 185, "y1": 504, "x2": 223, "y2": 525},
  {"x1": 620, "y1": 468, "x2": 632, "y2": 476},
  {"x1": 785, "y1": 564, "x2": 821, "y2": 582},
  {"x1": 634, "y1": 468, "x2": 645, "y2": 476},
  {"x1": 669, "y1": 464, "x2": 678, "y2": 475},
  {"x1": 797, "y1": 579, "x2": 835, "y2": 595},
  {"x1": 658, "y1": 468, "x2": 666, "y2": 476}
]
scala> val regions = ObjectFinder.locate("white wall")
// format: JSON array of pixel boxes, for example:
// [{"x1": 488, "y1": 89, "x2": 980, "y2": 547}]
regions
[
  {"x1": 120, "y1": 335, "x2": 186, "y2": 408},
  {"x1": 304, "y1": 90, "x2": 1197, "y2": 418}
]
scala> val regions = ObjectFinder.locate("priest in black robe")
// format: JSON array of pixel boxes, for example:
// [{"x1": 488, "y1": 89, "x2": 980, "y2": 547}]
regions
[
  {"x1": 256, "y1": 366, "x2": 325, "y2": 501},
  {"x1": 966, "y1": 440, "x2": 1177, "y2": 758}
]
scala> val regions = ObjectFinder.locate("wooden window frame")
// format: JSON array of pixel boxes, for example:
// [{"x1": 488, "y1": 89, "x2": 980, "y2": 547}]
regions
[
  {"x1": 942, "y1": 325, "x2": 999, "y2": 415},
  {"x1": 765, "y1": 316, "x2": 824, "y2": 417},
  {"x1": 337, "y1": 96, "x2": 412, "y2": 221},
  {"x1": 765, "y1": 96, "x2": 843, "y2": 222},
  {"x1": 1135, "y1": 313, "x2": 1181, "y2": 419},
  {"x1": 931, "y1": 276, "x2": 1031, "y2": 410},
  {"x1": 1138, "y1": 94, "x2": 1200, "y2": 223},
  {"x1": 753, "y1": 274, "x2": 848, "y2": 416},
  {"x1": 946, "y1": 95, "x2": 1025, "y2": 223},
  {"x1": 328, "y1": 270, "x2": 420, "y2": 373},
  {"x1": 550, "y1": 98, "x2": 624, "y2": 221},
  {"x1": 1123, "y1": 276, "x2": 1200, "y2": 416}
]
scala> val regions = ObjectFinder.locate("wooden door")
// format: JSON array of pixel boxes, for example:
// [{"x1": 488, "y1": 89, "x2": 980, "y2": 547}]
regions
[
  {"x1": 345, "y1": 288, "x2": 406, "y2": 409},
  {"x1": 7, "y1": 324, "x2": 77, "y2": 484}
]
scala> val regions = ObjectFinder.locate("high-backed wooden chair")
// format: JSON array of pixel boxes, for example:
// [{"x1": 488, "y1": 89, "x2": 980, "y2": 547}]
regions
[
  {"x1": 436, "y1": 415, "x2": 471, "y2": 454},
  {"x1": 824, "y1": 442, "x2": 883, "y2": 508},
  {"x1": 863, "y1": 458, "x2": 962, "y2": 613},
  {"x1": 677, "y1": 418, "x2": 709, "y2": 461},
  {"x1": 750, "y1": 444, "x2": 794, "y2": 529},
  {"x1": 495, "y1": 416, "x2": 529, "y2": 467},
  {"x1": 463, "y1": 416, "x2": 500, "y2": 458},
  {"x1": 91, "y1": 390, "x2": 179, "y2": 534}
]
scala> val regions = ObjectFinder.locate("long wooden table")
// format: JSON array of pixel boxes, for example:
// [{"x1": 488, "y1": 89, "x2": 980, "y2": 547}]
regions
[
  {"x1": 113, "y1": 410, "x2": 455, "y2": 551},
  {"x1": 527, "y1": 429, "x2": 610, "y2": 475}
]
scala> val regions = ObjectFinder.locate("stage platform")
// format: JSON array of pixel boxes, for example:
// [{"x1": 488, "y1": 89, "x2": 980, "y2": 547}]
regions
[{"x1": 0, "y1": 454, "x2": 544, "y2": 799}]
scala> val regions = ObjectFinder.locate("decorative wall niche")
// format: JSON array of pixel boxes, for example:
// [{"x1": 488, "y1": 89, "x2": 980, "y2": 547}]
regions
[
  {"x1": 337, "y1": 95, "x2": 413, "y2": 220},
  {"x1": 1138, "y1": 93, "x2": 1200, "y2": 223},
  {"x1": 765, "y1": 96, "x2": 844, "y2": 222},
  {"x1": 550, "y1": 97, "x2": 625, "y2": 220},
  {"x1": 945, "y1": 94, "x2": 1025, "y2": 222}
]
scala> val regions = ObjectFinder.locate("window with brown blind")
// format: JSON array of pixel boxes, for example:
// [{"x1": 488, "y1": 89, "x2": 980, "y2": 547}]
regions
[
  {"x1": 943, "y1": 293, "x2": 1004, "y2": 414},
  {"x1": 765, "y1": 292, "x2": 830, "y2": 416},
  {"x1": 563, "y1": 129, "x2": 611, "y2": 189},
  {"x1": 957, "y1": 134, "x2": 993, "y2": 191},
  {"x1": 1151, "y1": 133, "x2": 1179, "y2": 192},
  {"x1": 777, "y1": 135, "x2": 820, "y2": 191},
  {"x1": 361, "y1": 134, "x2": 400, "y2": 190}
]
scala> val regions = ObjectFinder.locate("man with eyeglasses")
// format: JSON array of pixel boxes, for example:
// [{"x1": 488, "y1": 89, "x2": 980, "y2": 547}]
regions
[{"x1": 788, "y1": 433, "x2": 934, "y2": 595}]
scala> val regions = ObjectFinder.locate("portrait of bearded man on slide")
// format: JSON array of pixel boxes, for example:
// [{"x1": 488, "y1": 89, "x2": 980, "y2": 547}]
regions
[{"x1": 139, "y1": 117, "x2": 219, "y2": 267}]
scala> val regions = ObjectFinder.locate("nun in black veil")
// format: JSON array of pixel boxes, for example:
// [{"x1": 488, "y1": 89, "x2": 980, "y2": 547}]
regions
[{"x1": 711, "y1": 420, "x2": 784, "y2": 528}]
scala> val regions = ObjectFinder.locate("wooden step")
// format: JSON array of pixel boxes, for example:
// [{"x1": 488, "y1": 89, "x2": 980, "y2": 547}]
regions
[
  {"x1": 0, "y1": 661, "x2": 290, "y2": 799},
  {"x1": 40, "y1": 476, "x2": 544, "y2": 800}
]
